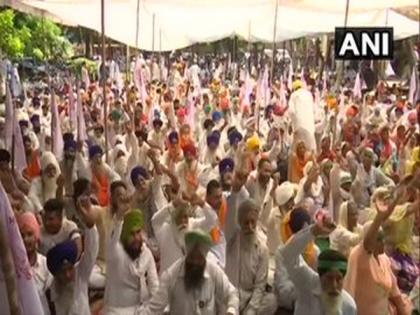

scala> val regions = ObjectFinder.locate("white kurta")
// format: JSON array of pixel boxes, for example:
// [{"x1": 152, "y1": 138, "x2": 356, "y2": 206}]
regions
[
  {"x1": 140, "y1": 257, "x2": 239, "y2": 315},
  {"x1": 104, "y1": 219, "x2": 159, "y2": 314}
]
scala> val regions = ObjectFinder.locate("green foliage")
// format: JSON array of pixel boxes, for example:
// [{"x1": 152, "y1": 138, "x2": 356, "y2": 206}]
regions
[
  {"x1": 0, "y1": 8, "x2": 73, "y2": 61},
  {"x1": 68, "y1": 57, "x2": 98, "y2": 80}
]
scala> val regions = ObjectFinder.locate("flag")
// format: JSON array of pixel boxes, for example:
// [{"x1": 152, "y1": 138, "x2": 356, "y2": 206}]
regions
[
  {"x1": 50, "y1": 85, "x2": 64, "y2": 160},
  {"x1": 261, "y1": 65, "x2": 270, "y2": 108},
  {"x1": 0, "y1": 182, "x2": 44, "y2": 315},
  {"x1": 408, "y1": 67, "x2": 417, "y2": 105},
  {"x1": 353, "y1": 72, "x2": 362, "y2": 99},
  {"x1": 133, "y1": 58, "x2": 148, "y2": 106},
  {"x1": 10, "y1": 65, "x2": 22, "y2": 98},
  {"x1": 5, "y1": 84, "x2": 13, "y2": 150},
  {"x1": 287, "y1": 63, "x2": 293, "y2": 90},
  {"x1": 240, "y1": 71, "x2": 253, "y2": 111},
  {"x1": 300, "y1": 67, "x2": 307, "y2": 89},
  {"x1": 385, "y1": 60, "x2": 395, "y2": 77},
  {"x1": 5, "y1": 84, "x2": 27, "y2": 172},
  {"x1": 186, "y1": 94, "x2": 196, "y2": 131},
  {"x1": 76, "y1": 81, "x2": 88, "y2": 142},
  {"x1": 68, "y1": 79, "x2": 77, "y2": 132}
]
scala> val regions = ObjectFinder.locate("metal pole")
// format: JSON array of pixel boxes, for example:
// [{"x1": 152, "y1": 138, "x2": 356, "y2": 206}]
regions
[
  {"x1": 271, "y1": 0, "x2": 279, "y2": 83},
  {"x1": 126, "y1": 44, "x2": 130, "y2": 83},
  {"x1": 152, "y1": 13, "x2": 156, "y2": 53},
  {"x1": 136, "y1": 0, "x2": 140, "y2": 48},
  {"x1": 101, "y1": 0, "x2": 108, "y2": 162},
  {"x1": 248, "y1": 21, "x2": 252, "y2": 73}
]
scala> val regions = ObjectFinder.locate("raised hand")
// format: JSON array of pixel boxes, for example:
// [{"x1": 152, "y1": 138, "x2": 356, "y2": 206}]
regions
[
  {"x1": 77, "y1": 196, "x2": 96, "y2": 228},
  {"x1": 311, "y1": 212, "x2": 336, "y2": 237}
]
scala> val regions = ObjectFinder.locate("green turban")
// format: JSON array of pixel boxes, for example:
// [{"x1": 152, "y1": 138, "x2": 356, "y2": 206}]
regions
[
  {"x1": 185, "y1": 229, "x2": 213, "y2": 256},
  {"x1": 121, "y1": 209, "x2": 144, "y2": 244}
]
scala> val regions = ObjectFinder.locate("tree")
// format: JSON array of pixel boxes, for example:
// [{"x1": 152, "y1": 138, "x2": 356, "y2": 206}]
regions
[{"x1": 0, "y1": 8, "x2": 73, "y2": 61}]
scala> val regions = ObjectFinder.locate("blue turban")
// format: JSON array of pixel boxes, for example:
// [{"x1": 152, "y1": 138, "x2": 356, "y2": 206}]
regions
[
  {"x1": 289, "y1": 208, "x2": 311, "y2": 234},
  {"x1": 30, "y1": 114, "x2": 40, "y2": 124},
  {"x1": 168, "y1": 131, "x2": 179, "y2": 144},
  {"x1": 89, "y1": 145, "x2": 103, "y2": 159},
  {"x1": 64, "y1": 139, "x2": 77, "y2": 152},
  {"x1": 130, "y1": 166, "x2": 149, "y2": 185},
  {"x1": 46, "y1": 240, "x2": 78, "y2": 275},
  {"x1": 212, "y1": 111, "x2": 223, "y2": 122},
  {"x1": 207, "y1": 131, "x2": 220, "y2": 147},
  {"x1": 228, "y1": 130, "x2": 243, "y2": 145},
  {"x1": 219, "y1": 158, "x2": 234, "y2": 174}
]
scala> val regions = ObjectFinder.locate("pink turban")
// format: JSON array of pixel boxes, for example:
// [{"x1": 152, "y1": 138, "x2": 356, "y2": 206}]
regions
[{"x1": 16, "y1": 212, "x2": 41, "y2": 241}]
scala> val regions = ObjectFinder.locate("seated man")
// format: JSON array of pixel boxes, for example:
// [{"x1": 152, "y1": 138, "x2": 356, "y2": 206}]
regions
[
  {"x1": 141, "y1": 229, "x2": 239, "y2": 315},
  {"x1": 281, "y1": 216, "x2": 357, "y2": 315},
  {"x1": 45, "y1": 194, "x2": 99, "y2": 315},
  {"x1": 39, "y1": 198, "x2": 81, "y2": 256}
]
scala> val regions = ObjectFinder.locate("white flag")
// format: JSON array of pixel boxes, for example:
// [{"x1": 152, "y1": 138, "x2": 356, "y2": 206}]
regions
[{"x1": 51, "y1": 86, "x2": 64, "y2": 160}]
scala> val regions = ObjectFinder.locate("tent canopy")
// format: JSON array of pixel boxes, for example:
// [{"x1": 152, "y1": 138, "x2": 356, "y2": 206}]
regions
[{"x1": 2, "y1": 0, "x2": 419, "y2": 51}]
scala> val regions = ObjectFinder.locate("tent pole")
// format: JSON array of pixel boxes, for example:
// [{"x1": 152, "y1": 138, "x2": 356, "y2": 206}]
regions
[
  {"x1": 152, "y1": 13, "x2": 156, "y2": 53},
  {"x1": 126, "y1": 44, "x2": 130, "y2": 83},
  {"x1": 136, "y1": 0, "x2": 140, "y2": 49},
  {"x1": 101, "y1": 0, "x2": 108, "y2": 163},
  {"x1": 271, "y1": 0, "x2": 279, "y2": 84},
  {"x1": 247, "y1": 21, "x2": 252, "y2": 73}
]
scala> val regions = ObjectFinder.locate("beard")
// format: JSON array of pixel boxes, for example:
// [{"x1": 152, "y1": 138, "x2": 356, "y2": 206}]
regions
[
  {"x1": 320, "y1": 292, "x2": 343, "y2": 315},
  {"x1": 114, "y1": 156, "x2": 128, "y2": 177},
  {"x1": 55, "y1": 281, "x2": 75, "y2": 313},
  {"x1": 123, "y1": 242, "x2": 142, "y2": 260},
  {"x1": 184, "y1": 261, "x2": 205, "y2": 292}
]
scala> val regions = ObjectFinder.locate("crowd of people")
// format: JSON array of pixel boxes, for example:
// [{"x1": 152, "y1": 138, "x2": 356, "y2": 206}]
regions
[{"x1": 0, "y1": 53, "x2": 419, "y2": 315}]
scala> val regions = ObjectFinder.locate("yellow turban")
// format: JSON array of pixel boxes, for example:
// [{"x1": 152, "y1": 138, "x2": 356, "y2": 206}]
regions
[
  {"x1": 246, "y1": 135, "x2": 261, "y2": 151},
  {"x1": 292, "y1": 80, "x2": 303, "y2": 91}
]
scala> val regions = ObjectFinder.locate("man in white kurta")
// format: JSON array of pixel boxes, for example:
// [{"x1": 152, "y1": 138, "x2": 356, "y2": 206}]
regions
[
  {"x1": 104, "y1": 209, "x2": 159, "y2": 315},
  {"x1": 140, "y1": 229, "x2": 239, "y2": 315},
  {"x1": 288, "y1": 81, "x2": 316, "y2": 152}
]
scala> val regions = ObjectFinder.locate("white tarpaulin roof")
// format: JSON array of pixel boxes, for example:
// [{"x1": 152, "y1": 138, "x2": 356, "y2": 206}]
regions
[{"x1": 2, "y1": 0, "x2": 419, "y2": 51}]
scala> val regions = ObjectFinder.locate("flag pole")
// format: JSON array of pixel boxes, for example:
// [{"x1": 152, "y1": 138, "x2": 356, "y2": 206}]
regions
[
  {"x1": 101, "y1": 0, "x2": 109, "y2": 162},
  {"x1": 247, "y1": 20, "x2": 252, "y2": 73},
  {"x1": 8, "y1": 80, "x2": 16, "y2": 172},
  {"x1": 136, "y1": 0, "x2": 140, "y2": 49},
  {"x1": 152, "y1": 13, "x2": 156, "y2": 53},
  {"x1": 271, "y1": 0, "x2": 279, "y2": 84}
]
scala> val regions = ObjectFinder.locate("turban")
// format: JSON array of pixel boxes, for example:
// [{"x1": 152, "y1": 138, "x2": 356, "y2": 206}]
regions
[
  {"x1": 318, "y1": 252, "x2": 348, "y2": 276},
  {"x1": 185, "y1": 229, "x2": 213, "y2": 256},
  {"x1": 89, "y1": 145, "x2": 103, "y2": 159},
  {"x1": 16, "y1": 212, "x2": 40, "y2": 241},
  {"x1": 219, "y1": 158, "x2": 234, "y2": 174},
  {"x1": 292, "y1": 80, "x2": 303, "y2": 91},
  {"x1": 289, "y1": 208, "x2": 311, "y2": 234},
  {"x1": 182, "y1": 143, "x2": 197, "y2": 157},
  {"x1": 237, "y1": 199, "x2": 260, "y2": 223},
  {"x1": 130, "y1": 166, "x2": 149, "y2": 185},
  {"x1": 207, "y1": 131, "x2": 220, "y2": 147},
  {"x1": 168, "y1": 131, "x2": 179, "y2": 144},
  {"x1": 339, "y1": 172, "x2": 352, "y2": 187},
  {"x1": 275, "y1": 182, "x2": 297, "y2": 206},
  {"x1": 46, "y1": 240, "x2": 78, "y2": 275},
  {"x1": 246, "y1": 135, "x2": 261, "y2": 151},
  {"x1": 121, "y1": 209, "x2": 145, "y2": 244},
  {"x1": 212, "y1": 111, "x2": 223, "y2": 122},
  {"x1": 30, "y1": 114, "x2": 40, "y2": 124},
  {"x1": 40, "y1": 152, "x2": 59, "y2": 173},
  {"x1": 228, "y1": 130, "x2": 243, "y2": 145},
  {"x1": 220, "y1": 97, "x2": 230, "y2": 111},
  {"x1": 176, "y1": 107, "x2": 186, "y2": 118},
  {"x1": 204, "y1": 104, "x2": 212, "y2": 114},
  {"x1": 346, "y1": 105, "x2": 359, "y2": 118},
  {"x1": 64, "y1": 139, "x2": 77, "y2": 152}
]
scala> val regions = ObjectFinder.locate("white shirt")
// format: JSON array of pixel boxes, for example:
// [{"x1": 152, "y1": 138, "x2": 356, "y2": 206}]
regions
[
  {"x1": 281, "y1": 226, "x2": 357, "y2": 315},
  {"x1": 39, "y1": 218, "x2": 81, "y2": 255},
  {"x1": 50, "y1": 226, "x2": 99, "y2": 315},
  {"x1": 104, "y1": 219, "x2": 159, "y2": 313},
  {"x1": 152, "y1": 202, "x2": 218, "y2": 274},
  {"x1": 140, "y1": 257, "x2": 239, "y2": 315},
  {"x1": 33, "y1": 254, "x2": 53, "y2": 315}
]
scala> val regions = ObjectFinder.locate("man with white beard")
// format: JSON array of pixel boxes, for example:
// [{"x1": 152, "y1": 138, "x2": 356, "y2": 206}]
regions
[
  {"x1": 45, "y1": 192, "x2": 99, "y2": 315},
  {"x1": 111, "y1": 143, "x2": 129, "y2": 179},
  {"x1": 151, "y1": 196, "x2": 218, "y2": 274},
  {"x1": 27, "y1": 151, "x2": 63, "y2": 213},
  {"x1": 225, "y1": 198, "x2": 269, "y2": 315},
  {"x1": 281, "y1": 215, "x2": 357, "y2": 315}
]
